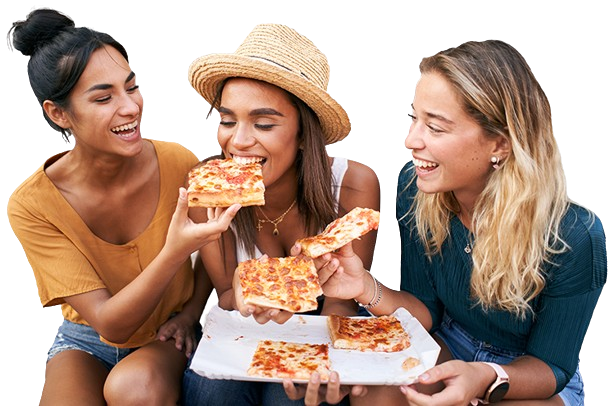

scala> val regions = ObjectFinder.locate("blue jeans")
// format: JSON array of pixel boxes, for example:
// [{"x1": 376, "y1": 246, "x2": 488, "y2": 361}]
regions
[
  {"x1": 182, "y1": 367, "x2": 350, "y2": 406},
  {"x1": 47, "y1": 319, "x2": 137, "y2": 370},
  {"x1": 435, "y1": 314, "x2": 584, "y2": 406}
]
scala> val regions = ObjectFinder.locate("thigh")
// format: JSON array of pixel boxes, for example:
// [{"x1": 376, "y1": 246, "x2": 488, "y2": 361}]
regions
[
  {"x1": 41, "y1": 349, "x2": 109, "y2": 406},
  {"x1": 104, "y1": 339, "x2": 187, "y2": 406}
]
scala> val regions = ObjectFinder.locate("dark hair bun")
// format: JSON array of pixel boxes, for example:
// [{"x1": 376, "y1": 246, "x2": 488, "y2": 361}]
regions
[{"x1": 10, "y1": 8, "x2": 75, "y2": 56}]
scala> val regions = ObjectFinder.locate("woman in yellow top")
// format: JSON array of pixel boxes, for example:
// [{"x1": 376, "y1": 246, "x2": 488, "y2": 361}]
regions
[{"x1": 7, "y1": 8, "x2": 239, "y2": 405}]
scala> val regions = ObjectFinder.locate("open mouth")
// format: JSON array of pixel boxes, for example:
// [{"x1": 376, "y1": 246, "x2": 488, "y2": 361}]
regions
[
  {"x1": 413, "y1": 158, "x2": 439, "y2": 172},
  {"x1": 232, "y1": 155, "x2": 265, "y2": 165},
  {"x1": 111, "y1": 120, "x2": 138, "y2": 138}
]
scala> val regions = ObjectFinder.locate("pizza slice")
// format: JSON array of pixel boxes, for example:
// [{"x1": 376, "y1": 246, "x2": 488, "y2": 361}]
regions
[
  {"x1": 247, "y1": 340, "x2": 330, "y2": 380},
  {"x1": 296, "y1": 207, "x2": 380, "y2": 257},
  {"x1": 327, "y1": 313, "x2": 411, "y2": 352},
  {"x1": 187, "y1": 158, "x2": 265, "y2": 207},
  {"x1": 237, "y1": 256, "x2": 323, "y2": 313}
]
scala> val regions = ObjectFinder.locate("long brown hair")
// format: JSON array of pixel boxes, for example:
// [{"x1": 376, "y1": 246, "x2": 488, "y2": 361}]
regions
[{"x1": 208, "y1": 79, "x2": 337, "y2": 257}]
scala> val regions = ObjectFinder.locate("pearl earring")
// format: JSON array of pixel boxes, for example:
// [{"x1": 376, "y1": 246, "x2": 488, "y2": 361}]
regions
[{"x1": 490, "y1": 156, "x2": 500, "y2": 170}]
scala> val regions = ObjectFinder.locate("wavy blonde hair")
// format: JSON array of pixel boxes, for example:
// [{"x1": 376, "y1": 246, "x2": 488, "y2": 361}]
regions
[{"x1": 412, "y1": 40, "x2": 569, "y2": 318}]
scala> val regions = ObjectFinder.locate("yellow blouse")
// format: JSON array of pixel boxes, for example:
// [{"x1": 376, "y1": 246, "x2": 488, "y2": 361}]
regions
[{"x1": 8, "y1": 140, "x2": 199, "y2": 348}]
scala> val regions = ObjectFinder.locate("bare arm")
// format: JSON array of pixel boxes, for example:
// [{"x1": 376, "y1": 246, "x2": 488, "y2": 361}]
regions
[{"x1": 65, "y1": 190, "x2": 239, "y2": 343}]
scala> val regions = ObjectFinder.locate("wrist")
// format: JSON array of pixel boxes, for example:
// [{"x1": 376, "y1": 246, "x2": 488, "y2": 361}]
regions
[
  {"x1": 355, "y1": 270, "x2": 382, "y2": 310},
  {"x1": 471, "y1": 362, "x2": 510, "y2": 404}
]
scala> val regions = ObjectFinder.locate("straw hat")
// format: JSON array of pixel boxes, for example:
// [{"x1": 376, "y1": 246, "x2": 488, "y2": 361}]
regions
[{"x1": 188, "y1": 23, "x2": 350, "y2": 145}]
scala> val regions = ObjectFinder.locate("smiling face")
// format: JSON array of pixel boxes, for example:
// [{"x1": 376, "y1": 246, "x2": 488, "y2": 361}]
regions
[
  {"x1": 405, "y1": 72, "x2": 502, "y2": 209},
  {"x1": 217, "y1": 78, "x2": 301, "y2": 188},
  {"x1": 48, "y1": 45, "x2": 143, "y2": 158}
]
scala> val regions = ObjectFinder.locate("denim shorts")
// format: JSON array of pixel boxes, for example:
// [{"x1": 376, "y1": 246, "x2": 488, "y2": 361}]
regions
[
  {"x1": 48, "y1": 319, "x2": 137, "y2": 371},
  {"x1": 435, "y1": 314, "x2": 584, "y2": 406}
]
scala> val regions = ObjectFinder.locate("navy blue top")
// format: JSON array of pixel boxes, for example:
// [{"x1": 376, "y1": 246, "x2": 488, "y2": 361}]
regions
[{"x1": 396, "y1": 162, "x2": 607, "y2": 392}]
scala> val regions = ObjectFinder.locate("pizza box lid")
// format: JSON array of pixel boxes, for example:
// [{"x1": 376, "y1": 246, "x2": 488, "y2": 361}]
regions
[{"x1": 189, "y1": 305, "x2": 441, "y2": 385}]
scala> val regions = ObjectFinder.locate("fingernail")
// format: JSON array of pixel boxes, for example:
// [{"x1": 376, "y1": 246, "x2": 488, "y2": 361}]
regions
[{"x1": 419, "y1": 372, "x2": 430, "y2": 381}]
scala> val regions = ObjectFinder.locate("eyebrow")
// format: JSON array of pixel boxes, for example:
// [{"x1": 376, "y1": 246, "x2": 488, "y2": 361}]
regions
[
  {"x1": 218, "y1": 106, "x2": 284, "y2": 117},
  {"x1": 411, "y1": 103, "x2": 454, "y2": 124},
  {"x1": 85, "y1": 71, "x2": 136, "y2": 93}
]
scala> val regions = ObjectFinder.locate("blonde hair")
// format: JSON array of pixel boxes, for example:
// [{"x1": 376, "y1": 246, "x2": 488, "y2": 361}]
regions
[{"x1": 412, "y1": 40, "x2": 569, "y2": 318}]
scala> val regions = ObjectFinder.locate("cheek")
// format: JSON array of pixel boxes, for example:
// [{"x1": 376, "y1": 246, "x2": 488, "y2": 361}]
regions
[{"x1": 217, "y1": 130, "x2": 230, "y2": 148}]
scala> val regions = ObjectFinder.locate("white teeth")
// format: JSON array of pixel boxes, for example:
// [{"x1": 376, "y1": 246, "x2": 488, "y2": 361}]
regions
[
  {"x1": 111, "y1": 120, "x2": 138, "y2": 133},
  {"x1": 413, "y1": 158, "x2": 438, "y2": 168},
  {"x1": 233, "y1": 156, "x2": 264, "y2": 165}
]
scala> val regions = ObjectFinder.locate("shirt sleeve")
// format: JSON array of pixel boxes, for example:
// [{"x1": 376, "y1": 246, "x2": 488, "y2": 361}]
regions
[
  {"x1": 7, "y1": 195, "x2": 105, "y2": 307},
  {"x1": 526, "y1": 206, "x2": 607, "y2": 393}
]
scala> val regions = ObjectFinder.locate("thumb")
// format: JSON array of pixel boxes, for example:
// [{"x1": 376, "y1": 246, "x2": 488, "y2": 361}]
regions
[{"x1": 172, "y1": 187, "x2": 189, "y2": 221}]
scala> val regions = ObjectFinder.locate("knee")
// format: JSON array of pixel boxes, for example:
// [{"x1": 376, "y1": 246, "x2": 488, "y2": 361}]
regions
[{"x1": 105, "y1": 364, "x2": 179, "y2": 406}]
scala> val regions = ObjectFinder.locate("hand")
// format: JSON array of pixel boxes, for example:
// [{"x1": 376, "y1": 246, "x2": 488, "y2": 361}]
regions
[
  {"x1": 231, "y1": 255, "x2": 294, "y2": 325},
  {"x1": 294, "y1": 242, "x2": 366, "y2": 301},
  {"x1": 156, "y1": 312, "x2": 199, "y2": 358},
  {"x1": 165, "y1": 188, "x2": 240, "y2": 260},
  {"x1": 282, "y1": 371, "x2": 367, "y2": 406},
  {"x1": 399, "y1": 360, "x2": 490, "y2": 406}
]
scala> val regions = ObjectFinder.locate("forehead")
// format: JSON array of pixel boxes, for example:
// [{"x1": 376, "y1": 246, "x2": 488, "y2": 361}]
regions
[
  {"x1": 76, "y1": 45, "x2": 132, "y2": 88},
  {"x1": 414, "y1": 72, "x2": 464, "y2": 113},
  {"x1": 221, "y1": 78, "x2": 293, "y2": 107}
]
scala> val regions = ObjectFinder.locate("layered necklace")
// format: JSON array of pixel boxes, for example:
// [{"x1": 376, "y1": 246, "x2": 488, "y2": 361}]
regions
[{"x1": 256, "y1": 199, "x2": 296, "y2": 236}]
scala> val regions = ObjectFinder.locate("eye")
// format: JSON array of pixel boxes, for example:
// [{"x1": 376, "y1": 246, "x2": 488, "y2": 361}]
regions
[
  {"x1": 408, "y1": 113, "x2": 417, "y2": 121},
  {"x1": 95, "y1": 95, "x2": 112, "y2": 103},
  {"x1": 128, "y1": 85, "x2": 140, "y2": 92},
  {"x1": 255, "y1": 123, "x2": 275, "y2": 130},
  {"x1": 220, "y1": 120, "x2": 236, "y2": 127}
]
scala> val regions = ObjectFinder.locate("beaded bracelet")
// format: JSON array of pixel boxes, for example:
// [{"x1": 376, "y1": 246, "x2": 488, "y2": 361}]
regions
[{"x1": 356, "y1": 271, "x2": 382, "y2": 309}]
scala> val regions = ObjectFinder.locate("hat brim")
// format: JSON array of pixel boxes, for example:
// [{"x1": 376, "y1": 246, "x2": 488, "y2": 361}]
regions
[{"x1": 189, "y1": 54, "x2": 350, "y2": 145}]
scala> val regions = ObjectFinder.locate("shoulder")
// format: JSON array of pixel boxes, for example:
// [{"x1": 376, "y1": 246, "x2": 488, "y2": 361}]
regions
[
  {"x1": 547, "y1": 203, "x2": 607, "y2": 292},
  {"x1": 150, "y1": 139, "x2": 198, "y2": 163},
  {"x1": 560, "y1": 204, "x2": 605, "y2": 258},
  {"x1": 343, "y1": 159, "x2": 379, "y2": 187}
]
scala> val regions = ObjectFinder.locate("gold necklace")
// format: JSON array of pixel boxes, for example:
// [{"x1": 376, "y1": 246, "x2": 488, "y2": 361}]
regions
[{"x1": 256, "y1": 199, "x2": 296, "y2": 236}]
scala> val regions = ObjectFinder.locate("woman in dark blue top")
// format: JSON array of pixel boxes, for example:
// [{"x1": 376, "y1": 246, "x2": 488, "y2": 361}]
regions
[{"x1": 293, "y1": 40, "x2": 606, "y2": 406}]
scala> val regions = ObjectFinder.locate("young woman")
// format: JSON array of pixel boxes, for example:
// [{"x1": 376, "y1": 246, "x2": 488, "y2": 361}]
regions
[
  {"x1": 182, "y1": 24, "x2": 380, "y2": 405},
  {"x1": 7, "y1": 9, "x2": 238, "y2": 405},
  {"x1": 298, "y1": 40, "x2": 606, "y2": 406}
]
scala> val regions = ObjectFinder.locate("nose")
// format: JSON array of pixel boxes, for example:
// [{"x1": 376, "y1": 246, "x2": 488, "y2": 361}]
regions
[
  {"x1": 404, "y1": 121, "x2": 423, "y2": 150},
  {"x1": 231, "y1": 125, "x2": 256, "y2": 148},
  {"x1": 118, "y1": 92, "x2": 141, "y2": 117}
]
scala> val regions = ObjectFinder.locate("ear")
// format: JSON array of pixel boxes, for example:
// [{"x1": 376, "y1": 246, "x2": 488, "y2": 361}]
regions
[
  {"x1": 42, "y1": 100, "x2": 70, "y2": 130},
  {"x1": 492, "y1": 135, "x2": 510, "y2": 159}
]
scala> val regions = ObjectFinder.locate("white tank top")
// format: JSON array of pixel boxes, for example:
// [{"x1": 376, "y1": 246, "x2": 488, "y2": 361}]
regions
[{"x1": 234, "y1": 157, "x2": 348, "y2": 262}]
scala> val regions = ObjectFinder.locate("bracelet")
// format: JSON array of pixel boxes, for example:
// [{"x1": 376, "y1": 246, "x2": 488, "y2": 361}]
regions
[{"x1": 356, "y1": 271, "x2": 382, "y2": 309}]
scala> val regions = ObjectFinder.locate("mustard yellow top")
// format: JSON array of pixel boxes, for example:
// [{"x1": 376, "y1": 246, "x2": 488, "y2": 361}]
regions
[{"x1": 7, "y1": 140, "x2": 199, "y2": 348}]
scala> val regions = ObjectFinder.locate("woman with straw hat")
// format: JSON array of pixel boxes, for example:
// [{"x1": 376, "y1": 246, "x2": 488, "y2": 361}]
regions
[{"x1": 182, "y1": 23, "x2": 380, "y2": 405}]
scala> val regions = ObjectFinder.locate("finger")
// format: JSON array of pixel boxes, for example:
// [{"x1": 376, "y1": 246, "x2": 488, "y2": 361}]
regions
[
  {"x1": 351, "y1": 384, "x2": 368, "y2": 398},
  {"x1": 325, "y1": 371, "x2": 343, "y2": 403},
  {"x1": 290, "y1": 243, "x2": 302, "y2": 256},
  {"x1": 270, "y1": 310, "x2": 293, "y2": 324},
  {"x1": 318, "y1": 257, "x2": 339, "y2": 285},
  {"x1": 174, "y1": 332, "x2": 185, "y2": 352},
  {"x1": 304, "y1": 372, "x2": 322, "y2": 406},
  {"x1": 221, "y1": 203, "x2": 241, "y2": 222},
  {"x1": 172, "y1": 187, "x2": 189, "y2": 223},
  {"x1": 282, "y1": 379, "x2": 305, "y2": 400}
]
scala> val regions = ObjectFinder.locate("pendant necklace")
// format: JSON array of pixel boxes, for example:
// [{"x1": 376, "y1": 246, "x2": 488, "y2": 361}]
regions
[
  {"x1": 464, "y1": 233, "x2": 474, "y2": 254},
  {"x1": 256, "y1": 199, "x2": 296, "y2": 236}
]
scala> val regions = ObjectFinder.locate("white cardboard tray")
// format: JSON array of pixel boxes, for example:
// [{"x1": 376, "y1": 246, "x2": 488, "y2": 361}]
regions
[{"x1": 190, "y1": 305, "x2": 440, "y2": 385}]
